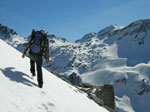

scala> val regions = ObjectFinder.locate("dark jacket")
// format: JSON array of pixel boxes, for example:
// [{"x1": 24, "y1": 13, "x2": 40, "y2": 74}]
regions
[{"x1": 23, "y1": 31, "x2": 49, "y2": 60}]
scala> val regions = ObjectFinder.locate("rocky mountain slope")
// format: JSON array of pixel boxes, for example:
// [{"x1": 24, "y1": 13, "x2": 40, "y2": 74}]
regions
[
  {"x1": 1, "y1": 19, "x2": 150, "y2": 112},
  {"x1": 0, "y1": 39, "x2": 108, "y2": 112}
]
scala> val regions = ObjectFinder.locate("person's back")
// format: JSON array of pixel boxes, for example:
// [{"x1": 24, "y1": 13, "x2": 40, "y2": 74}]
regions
[{"x1": 22, "y1": 29, "x2": 50, "y2": 88}]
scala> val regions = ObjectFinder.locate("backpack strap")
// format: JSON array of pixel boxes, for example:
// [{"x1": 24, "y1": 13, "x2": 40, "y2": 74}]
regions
[
  {"x1": 31, "y1": 29, "x2": 36, "y2": 39},
  {"x1": 40, "y1": 33, "x2": 48, "y2": 53}
]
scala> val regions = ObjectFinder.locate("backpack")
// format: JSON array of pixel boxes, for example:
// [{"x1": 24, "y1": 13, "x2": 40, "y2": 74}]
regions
[{"x1": 30, "y1": 31, "x2": 46, "y2": 54}]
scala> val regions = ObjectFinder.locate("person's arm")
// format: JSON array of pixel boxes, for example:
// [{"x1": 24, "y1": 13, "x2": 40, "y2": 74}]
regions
[
  {"x1": 22, "y1": 39, "x2": 34, "y2": 58},
  {"x1": 45, "y1": 38, "x2": 50, "y2": 63},
  {"x1": 22, "y1": 29, "x2": 35, "y2": 58}
]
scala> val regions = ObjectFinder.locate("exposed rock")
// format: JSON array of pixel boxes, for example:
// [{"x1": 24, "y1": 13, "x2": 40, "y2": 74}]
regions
[
  {"x1": 77, "y1": 83, "x2": 115, "y2": 112},
  {"x1": 51, "y1": 71, "x2": 115, "y2": 112},
  {"x1": 95, "y1": 85, "x2": 115, "y2": 110},
  {"x1": 137, "y1": 79, "x2": 150, "y2": 96},
  {"x1": 68, "y1": 72, "x2": 82, "y2": 86}
]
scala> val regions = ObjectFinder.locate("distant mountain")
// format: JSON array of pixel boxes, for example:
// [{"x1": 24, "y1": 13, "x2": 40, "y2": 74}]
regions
[
  {"x1": 0, "y1": 23, "x2": 17, "y2": 38},
  {"x1": 77, "y1": 19, "x2": 150, "y2": 66},
  {"x1": 1, "y1": 19, "x2": 150, "y2": 112},
  {"x1": 0, "y1": 23, "x2": 27, "y2": 51},
  {"x1": 0, "y1": 39, "x2": 108, "y2": 112},
  {"x1": 101, "y1": 19, "x2": 150, "y2": 66}
]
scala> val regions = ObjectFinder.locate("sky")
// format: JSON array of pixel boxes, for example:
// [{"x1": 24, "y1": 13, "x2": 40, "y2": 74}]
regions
[{"x1": 0, "y1": 0, "x2": 150, "y2": 42}]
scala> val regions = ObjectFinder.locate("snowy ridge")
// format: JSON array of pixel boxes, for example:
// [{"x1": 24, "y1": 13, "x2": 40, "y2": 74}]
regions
[
  {"x1": 0, "y1": 23, "x2": 27, "y2": 51},
  {"x1": 1, "y1": 19, "x2": 150, "y2": 112},
  {"x1": 97, "y1": 24, "x2": 120, "y2": 40},
  {"x1": 104, "y1": 19, "x2": 150, "y2": 66},
  {"x1": 0, "y1": 39, "x2": 108, "y2": 112},
  {"x1": 0, "y1": 23, "x2": 17, "y2": 38},
  {"x1": 75, "y1": 32, "x2": 97, "y2": 43},
  {"x1": 44, "y1": 19, "x2": 150, "y2": 112},
  {"x1": 81, "y1": 62, "x2": 150, "y2": 112}
]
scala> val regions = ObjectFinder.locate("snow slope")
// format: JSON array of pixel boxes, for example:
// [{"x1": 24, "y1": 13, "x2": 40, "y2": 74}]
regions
[
  {"x1": 103, "y1": 19, "x2": 150, "y2": 66},
  {"x1": 0, "y1": 39, "x2": 108, "y2": 112},
  {"x1": 81, "y1": 57, "x2": 150, "y2": 112},
  {"x1": 1, "y1": 19, "x2": 150, "y2": 112}
]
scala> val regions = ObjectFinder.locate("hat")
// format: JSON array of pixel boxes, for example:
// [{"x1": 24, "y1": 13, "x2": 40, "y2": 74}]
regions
[{"x1": 40, "y1": 30, "x2": 45, "y2": 34}]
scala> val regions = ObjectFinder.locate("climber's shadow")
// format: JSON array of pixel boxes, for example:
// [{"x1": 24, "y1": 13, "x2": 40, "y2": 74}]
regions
[{"x1": 0, "y1": 67, "x2": 38, "y2": 87}]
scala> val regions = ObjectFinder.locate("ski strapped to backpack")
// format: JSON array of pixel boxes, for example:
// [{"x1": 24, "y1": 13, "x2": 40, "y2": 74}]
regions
[{"x1": 30, "y1": 30, "x2": 47, "y2": 55}]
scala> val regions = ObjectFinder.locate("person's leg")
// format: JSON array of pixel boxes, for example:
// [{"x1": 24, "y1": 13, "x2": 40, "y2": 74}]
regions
[
  {"x1": 30, "y1": 59, "x2": 36, "y2": 76},
  {"x1": 36, "y1": 57, "x2": 43, "y2": 88}
]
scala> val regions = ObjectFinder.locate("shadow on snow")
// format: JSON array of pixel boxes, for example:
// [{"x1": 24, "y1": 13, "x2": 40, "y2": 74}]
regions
[{"x1": 0, "y1": 67, "x2": 38, "y2": 87}]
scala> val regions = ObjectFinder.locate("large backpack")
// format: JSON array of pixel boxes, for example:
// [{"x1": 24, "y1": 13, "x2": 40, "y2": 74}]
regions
[{"x1": 30, "y1": 31, "x2": 46, "y2": 54}]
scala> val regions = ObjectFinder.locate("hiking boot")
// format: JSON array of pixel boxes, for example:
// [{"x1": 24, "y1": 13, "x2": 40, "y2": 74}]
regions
[
  {"x1": 38, "y1": 83, "x2": 43, "y2": 88},
  {"x1": 31, "y1": 73, "x2": 36, "y2": 77}
]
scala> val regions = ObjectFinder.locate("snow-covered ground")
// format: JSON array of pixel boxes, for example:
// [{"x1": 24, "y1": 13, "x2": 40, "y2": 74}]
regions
[
  {"x1": 1, "y1": 19, "x2": 150, "y2": 112},
  {"x1": 0, "y1": 39, "x2": 108, "y2": 112},
  {"x1": 81, "y1": 59, "x2": 150, "y2": 112}
]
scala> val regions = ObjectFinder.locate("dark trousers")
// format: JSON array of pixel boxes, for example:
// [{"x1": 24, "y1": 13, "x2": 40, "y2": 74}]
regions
[{"x1": 30, "y1": 58, "x2": 43, "y2": 85}]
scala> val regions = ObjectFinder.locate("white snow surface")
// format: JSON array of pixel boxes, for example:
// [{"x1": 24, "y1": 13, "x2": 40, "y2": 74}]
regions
[
  {"x1": 0, "y1": 39, "x2": 108, "y2": 112},
  {"x1": 1, "y1": 19, "x2": 150, "y2": 112},
  {"x1": 81, "y1": 59, "x2": 150, "y2": 112},
  {"x1": 115, "y1": 95, "x2": 134, "y2": 112}
]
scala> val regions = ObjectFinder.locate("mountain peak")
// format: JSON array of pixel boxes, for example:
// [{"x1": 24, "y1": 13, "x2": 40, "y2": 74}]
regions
[
  {"x1": 0, "y1": 23, "x2": 17, "y2": 38},
  {"x1": 97, "y1": 24, "x2": 119, "y2": 40},
  {"x1": 75, "y1": 32, "x2": 97, "y2": 43},
  {"x1": 99, "y1": 24, "x2": 119, "y2": 33},
  {"x1": 127, "y1": 19, "x2": 150, "y2": 30}
]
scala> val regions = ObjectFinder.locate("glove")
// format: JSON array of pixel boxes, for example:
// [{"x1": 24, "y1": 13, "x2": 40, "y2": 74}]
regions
[
  {"x1": 22, "y1": 53, "x2": 26, "y2": 58},
  {"x1": 46, "y1": 58, "x2": 50, "y2": 64}
]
